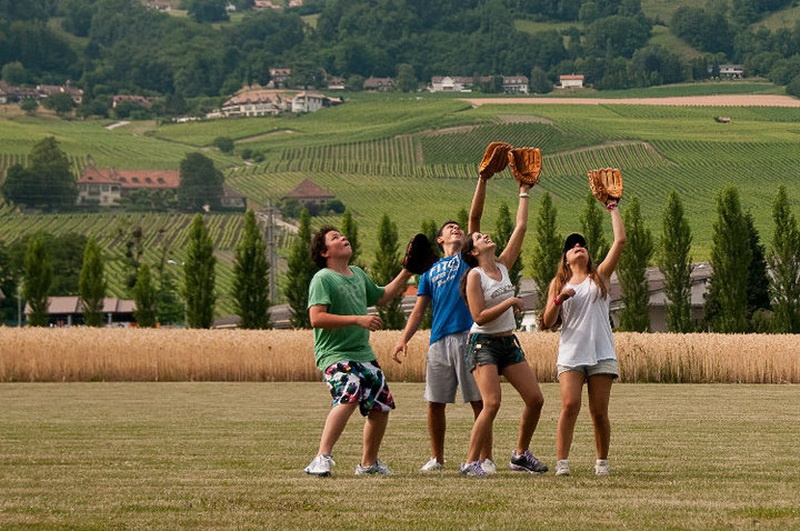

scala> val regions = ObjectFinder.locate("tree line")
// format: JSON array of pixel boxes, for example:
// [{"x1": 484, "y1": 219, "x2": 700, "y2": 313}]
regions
[
  {"x1": 3, "y1": 0, "x2": 800, "y2": 120},
  {"x1": 0, "y1": 209, "x2": 272, "y2": 329},
  {"x1": 4, "y1": 182, "x2": 798, "y2": 332}
]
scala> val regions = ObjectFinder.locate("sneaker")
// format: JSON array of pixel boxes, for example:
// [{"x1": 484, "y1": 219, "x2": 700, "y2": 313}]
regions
[
  {"x1": 554, "y1": 459, "x2": 571, "y2": 477},
  {"x1": 355, "y1": 459, "x2": 392, "y2": 476},
  {"x1": 305, "y1": 454, "x2": 335, "y2": 477},
  {"x1": 459, "y1": 461, "x2": 487, "y2": 477},
  {"x1": 509, "y1": 450, "x2": 548, "y2": 474},
  {"x1": 595, "y1": 459, "x2": 610, "y2": 477},
  {"x1": 480, "y1": 458, "x2": 497, "y2": 475},
  {"x1": 420, "y1": 457, "x2": 444, "y2": 472}
]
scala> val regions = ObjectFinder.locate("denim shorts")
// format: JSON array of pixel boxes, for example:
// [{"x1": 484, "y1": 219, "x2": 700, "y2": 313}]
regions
[
  {"x1": 467, "y1": 333, "x2": 526, "y2": 374},
  {"x1": 324, "y1": 360, "x2": 396, "y2": 416},
  {"x1": 557, "y1": 359, "x2": 619, "y2": 381}
]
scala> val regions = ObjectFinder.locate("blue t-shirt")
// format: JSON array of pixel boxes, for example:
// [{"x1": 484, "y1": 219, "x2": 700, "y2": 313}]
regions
[{"x1": 417, "y1": 253, "x2": 473, "y2": 344}]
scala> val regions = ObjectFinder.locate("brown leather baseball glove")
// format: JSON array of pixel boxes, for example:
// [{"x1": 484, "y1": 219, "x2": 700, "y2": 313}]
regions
[
  {"x1": 588, "y1": 168, "x2": 624, "y2": 204},
  {"x1": 507, "y1": 147, "x2": 542, "y2": 186},
  {"x1": 478, "y1": 141, "x2": 512, "y2": 180}
]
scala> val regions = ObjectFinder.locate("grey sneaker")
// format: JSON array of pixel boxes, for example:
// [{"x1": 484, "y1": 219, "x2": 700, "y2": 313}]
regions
[
  {"x1": 509, "y1": 450, "x2": 548, "y2": 474},
  {"x1": 305, "y1": 454, "x2": 335, "y2": 477},
  {"x1": 420, "y1": 457, "x2": 444, "y2": 472},
  {"x1": 481, "y1": 458, "x2": 497, "y2": 475},
  {"x1": 355, "y1": 459, "x2": 392, "y2": 476},
  {"x1": 459, "y1": 461, "x2": 487, "y2": 477},
  {"x1": 554, "y1": 459, "x2": 570, "y2": 477},
  {"x1": 595, "y1": 459, "x2": 610, "y2": 477}
]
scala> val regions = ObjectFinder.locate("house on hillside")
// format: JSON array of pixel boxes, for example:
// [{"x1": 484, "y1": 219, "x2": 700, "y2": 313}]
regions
[
  {"x1": 219, "y1": 184, "x2": 247, "y2": 212},
  {"x1": 284, "y1": 178, "x2": 335, "y2": 210},
  {"x1": 429, "y1": 75, "x2": 530, "y2": 94},
  {"x1": 219, "y1": 89, "x2": 289, "y2": 117},
  {"x1": 112, "y1": 94, "x2": 152, "y2": 109},
  {"x1": 718, "y1": 64, "x2": 744, "y2": 79},
  {"x1": 76, "y1": 166, "x2": 180, "y2": 207},
  {"x1": 268, "y1": 68, "x2": 292, "y2": 88},
  {"x1": 364, "y1": 77, "x2": 396, "y2": 91},
  {"x1": 291, "y1": 92, "x2": 342, "y2": 113},
  {"x1": 558, "y1": 74, "x2": 585, "y2": 88},
  {"x1": 25, "y1": 296, "x2": 137, "y2": 327}
]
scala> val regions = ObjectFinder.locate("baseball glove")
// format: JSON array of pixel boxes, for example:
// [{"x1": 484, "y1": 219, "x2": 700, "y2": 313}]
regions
[
  {"x1": 507, "y1": 147, "x2": 542, "y2": 186},
  {"x1": 588, "y1": 168, "x2": 624, "y2": 204},
  {"x1": 478, "y1": 141, "x2": 512, "y2": 180},
  {"x1": 402, "y1": 233, "x2": 439, "y2": 275}
]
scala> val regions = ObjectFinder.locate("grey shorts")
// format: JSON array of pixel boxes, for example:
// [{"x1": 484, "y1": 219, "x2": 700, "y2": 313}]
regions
[
  {"x1": 424, "y1": 332, "x2": 481, "y2": 404},
  {"x1": 557, "y1": 359, "x2": 619, "y2": 381}
]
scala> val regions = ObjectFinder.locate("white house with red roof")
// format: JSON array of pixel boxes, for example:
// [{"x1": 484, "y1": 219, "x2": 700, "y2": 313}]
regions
[{"x1": 76, "y1": 166, "x2": 180, "y2": 206}]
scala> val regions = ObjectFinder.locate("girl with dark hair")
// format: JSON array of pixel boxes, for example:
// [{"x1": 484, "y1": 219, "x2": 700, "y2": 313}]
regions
[
  {"x1": 458, "y1": 181, "x2": 548, "y2": 477},
  {"x1": 539, "y1": 197, "x2": 626, "y2": 477}
]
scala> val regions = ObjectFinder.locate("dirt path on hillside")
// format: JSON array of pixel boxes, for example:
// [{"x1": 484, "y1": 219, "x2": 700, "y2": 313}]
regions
[{"x1": 461, "y1": 94, "x2": 800, "y2": 107}]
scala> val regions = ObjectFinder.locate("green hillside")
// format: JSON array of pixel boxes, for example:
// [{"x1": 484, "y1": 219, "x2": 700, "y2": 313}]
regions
[{"x1": 2, "y1": 88, "x2": 800, "y2": 316}]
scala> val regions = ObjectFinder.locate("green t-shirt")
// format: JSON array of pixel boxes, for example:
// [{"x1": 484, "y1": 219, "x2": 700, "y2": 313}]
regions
[{"x1": 307, "y1": 265, "x2": 385, "y2": 371}]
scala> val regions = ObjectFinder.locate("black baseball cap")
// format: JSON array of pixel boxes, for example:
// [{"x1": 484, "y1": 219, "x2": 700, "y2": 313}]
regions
[{"x1": 563, "y1": 233, "x2": 587, "y2": 254}]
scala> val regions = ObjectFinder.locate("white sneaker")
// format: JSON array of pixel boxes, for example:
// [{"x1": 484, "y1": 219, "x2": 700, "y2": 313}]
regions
[
  {"x1": 554, "y1": 459, "x2": 570, "y2": 477},
  {"x1": 305, "y1": 454, "x2": 335, "y2": 477},
  {"x1": 480, "y1": 458, "x2": 497, "y2": 475},
  {"x1": 595, "y1": 459, "x2": 610, "y2": 477},
  {"x1": 420, "y1": 457, "x2": 444, "y2": 472},
  {"x1": 355, "y1": 459, "x2": 393, "y2": 476}
]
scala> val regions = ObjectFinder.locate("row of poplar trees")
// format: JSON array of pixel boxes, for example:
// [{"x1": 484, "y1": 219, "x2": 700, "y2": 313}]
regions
[
  {"x1": 22, "y1": 210, "x2": 271, "y2": 329},
  {"x1": 285, "y1": 185, "x2": 800, "y2": 334}
]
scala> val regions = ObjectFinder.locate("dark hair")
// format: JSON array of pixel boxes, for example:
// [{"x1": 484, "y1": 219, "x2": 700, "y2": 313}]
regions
[
  {"x1": 436, "y1": 220, "x2": 461, "y2": 252},
  {"x1": 457, "y1": 232, "x2": 479, "y2": 304},
  {"x1": 310, "y1": 225, "x2": 338, "y2": 269}
]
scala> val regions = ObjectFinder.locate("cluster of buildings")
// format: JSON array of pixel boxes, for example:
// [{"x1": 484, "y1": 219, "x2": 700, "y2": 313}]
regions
[
  {"x1": 75, "y1": 166, "x2": 246, "y2": 211},
  {"x1": 0, "y1": 81, "x2": 83, "y2": 105}
]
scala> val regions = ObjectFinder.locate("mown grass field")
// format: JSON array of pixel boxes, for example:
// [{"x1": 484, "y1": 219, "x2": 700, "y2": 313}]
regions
[
  {"x1": 1, "y1": 381, "x2": 798, "y2": 530},
  {"x1": 2, "y1": 86, "x2": 800, "y2": 315}
]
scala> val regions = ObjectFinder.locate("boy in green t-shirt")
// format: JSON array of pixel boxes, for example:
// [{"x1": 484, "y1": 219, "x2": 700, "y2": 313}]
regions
[{"x1": 304, "y1": 225, "x2": 412, "y2": 477}]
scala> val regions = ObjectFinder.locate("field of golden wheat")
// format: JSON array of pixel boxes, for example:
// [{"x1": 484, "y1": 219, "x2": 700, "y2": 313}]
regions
[{"x1": 0, "y1": 328, "x2": 797, "y2": 384}]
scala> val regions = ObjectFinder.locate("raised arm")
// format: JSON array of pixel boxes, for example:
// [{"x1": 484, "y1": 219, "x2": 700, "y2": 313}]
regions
[
  {"x1": 497, "y1": 182, "x2": 532, "y2": 269},
  {"x1": 468, "y1": 177, "x2": 488, "y2": 234},
  {"x1": 376, "y1": 268, "x2": 413, "y2": 306},
  {"x1": 597, "y1": 202, "x2": 626, "y2": 280}
]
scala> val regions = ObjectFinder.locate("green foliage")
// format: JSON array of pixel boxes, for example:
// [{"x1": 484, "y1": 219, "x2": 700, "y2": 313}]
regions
[
  {"x1": 133, "y1": 264, "x2": 158, "y2": 328},
  {"x1": 213, "y1": 137, "x2": 235, "y2": 154},
  {"x1": 529, "y1": 192, "x2": 562, "y2": 309},
  {"x1": 744, "y1": 212, "x2": 771, "y2": 328},
  {"x1": 579, "y1": 193, "x2": 610, "y2": 265},
  {"x1": 707, "y1": 186, "x2": 750, "y2": 333},
  {"x1": 657, "y1": 191, "x2": 693, "y2": 333},
  {"x1": 178, "y1": 152, "x2": 224, "y2": 212},
  {"x1": 183, "y1": 215, "x2": 217, "y2": 328},
  {"x1": 284, "y1": 209, "x2": 314, "y2": 328},
  {"x1": 79, "y1": 238, "x2": 107, "y2": 327},
  {"x1": 1, "y1": 137, "x2": 76, "y2": 210},
  {"x1": 373, "y1": 213, "x2": 405, "y2": 330},
  {"x1": 23, "y1": 235, "x2": 52, "y2": 327},
  {"x1": 340, "y1": 208, "x2": 361, "y2": 267},
  {"x1": 618, "y1": 197, "x2": 654, "y2": 332},
  {"x1": 233, "y1": 210, "x2": 271, "y2": 329},
  {"x1": 768, "y1": 185, "x2": 800, "y2": 333}
]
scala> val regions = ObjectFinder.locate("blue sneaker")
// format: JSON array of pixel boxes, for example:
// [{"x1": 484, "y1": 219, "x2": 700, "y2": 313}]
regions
[
  {"x1": 509, "y1": 450, "x2": 548, "y2": 474},
  {"x1": 459, "y1": 461, "x2": 487, "y2": 477},
  {"x1": 355, "y1": 459, "x2": 392, "y2": 476}
]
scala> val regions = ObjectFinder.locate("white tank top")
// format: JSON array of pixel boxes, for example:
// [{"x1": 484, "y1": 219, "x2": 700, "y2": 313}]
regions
[
  {"x1": 557, "y1": 276, "x2": 616, "y2": 367},
  {"x1": 469, "y1": 263, "x2": 517, "y2": 335}
]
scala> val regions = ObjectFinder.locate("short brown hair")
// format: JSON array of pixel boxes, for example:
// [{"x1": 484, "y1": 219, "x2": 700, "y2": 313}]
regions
[{"x1": 310, "y1": 225, "x2": 338, "y2": 269}]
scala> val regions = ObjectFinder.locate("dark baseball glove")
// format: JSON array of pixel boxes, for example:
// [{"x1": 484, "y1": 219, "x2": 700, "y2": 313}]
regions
[
  {"x1": 402, "y1": 233, "x2": 439, "y2": 275},
  {"x1": 588, "y1": 168, "x2": 624, "y2": 205},
  {"x1": 507, "y1": 147, "x2": 542, "y2": 186},
  {"x1": 478, "y1": 141, "x2": 512, "y2": 180}
]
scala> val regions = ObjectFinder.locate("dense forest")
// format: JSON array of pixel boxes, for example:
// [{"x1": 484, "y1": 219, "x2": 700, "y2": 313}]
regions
[{"x1": 2, "y1": 0, "x2": 800, "y2": 117}]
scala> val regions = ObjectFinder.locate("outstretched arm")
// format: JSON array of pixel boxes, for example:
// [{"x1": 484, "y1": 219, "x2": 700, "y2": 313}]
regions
[
  {"x1": 497, "y1": 182, "x2": 532, "y2": 269},
  {"x1": 376, "y1": 268, "x2": 413, "y2": 306},
  {"x1": 468, "y1": 177, "x2": 488, "y2": 234},
  {"x1": 597, "y1": 202, "x2": 626, "y2": 280}
]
